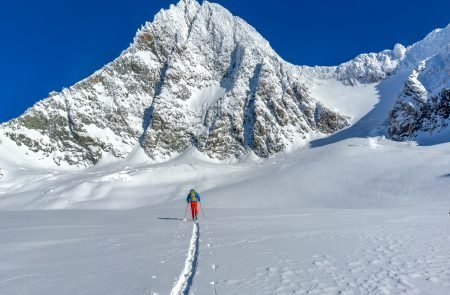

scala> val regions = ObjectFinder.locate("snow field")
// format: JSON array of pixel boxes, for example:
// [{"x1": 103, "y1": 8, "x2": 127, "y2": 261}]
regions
[
  {"x1": 0, "y1": 208, "x2": 206, "y2": 295},
  {"x1": 1, "y1": 137, "x2": 450, "y2": 294},
  {"x1": 0, "y1": 41, "x2": 449, "y2": 294},
  {"x1": 191, "y1": 208, "x2": 450, "y2": 294},
  {"x1": 1, "y1": 136, "x2": 450, "y2": 211}
]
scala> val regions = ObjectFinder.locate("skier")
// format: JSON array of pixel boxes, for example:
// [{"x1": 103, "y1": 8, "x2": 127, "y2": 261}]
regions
[{"x1": 186, "y1": 189, "x2": 201, "y2": 221}]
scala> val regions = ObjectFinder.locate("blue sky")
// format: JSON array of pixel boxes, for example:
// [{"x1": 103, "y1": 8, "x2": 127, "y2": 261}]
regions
[{"x1": 0, "y1": 0, "x2": 449, "y2": 123}]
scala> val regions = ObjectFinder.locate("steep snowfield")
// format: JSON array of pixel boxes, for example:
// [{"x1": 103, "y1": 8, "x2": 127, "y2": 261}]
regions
[{"x1": 310, "y1": 79, "x2": 379, "y2": 124}]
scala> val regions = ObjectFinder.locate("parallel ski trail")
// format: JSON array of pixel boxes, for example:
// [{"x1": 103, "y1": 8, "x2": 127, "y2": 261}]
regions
[{"x1": 170, "y1": 222, "x2": 200, "y2": 295}]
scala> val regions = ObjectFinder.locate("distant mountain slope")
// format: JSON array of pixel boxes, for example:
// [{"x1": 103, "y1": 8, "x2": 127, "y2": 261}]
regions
[
  {"x1": 0, "y1": 0, "x2": 448, "y2": 167},
  {"x1": 389, "y1": 45, "x2": 450, "y2": 141}
]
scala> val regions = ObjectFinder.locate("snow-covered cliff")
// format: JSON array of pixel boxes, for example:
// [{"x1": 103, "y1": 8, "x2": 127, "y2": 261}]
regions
[
  {"x1": 389, "y1": 45, "x2": 450, "y2": 140},
  {"x1": 0, "y1": 0, "x2": 349, "y2": 166}
]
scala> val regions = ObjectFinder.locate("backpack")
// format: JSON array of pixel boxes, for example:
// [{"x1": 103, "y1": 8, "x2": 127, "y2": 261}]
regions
[{"x1": 190, "y1": 191, "x2": 198, "y2": 202}]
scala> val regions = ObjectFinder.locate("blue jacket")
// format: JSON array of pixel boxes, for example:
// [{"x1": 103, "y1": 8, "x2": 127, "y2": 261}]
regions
[{"x1": 186, "y1": 192, "x2": 201, "y2": 203}]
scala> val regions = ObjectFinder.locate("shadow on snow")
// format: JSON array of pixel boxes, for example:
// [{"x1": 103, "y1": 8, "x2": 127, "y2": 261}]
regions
[{"x1": 309, "y1": 72, "x2": 408, "y2": 148}]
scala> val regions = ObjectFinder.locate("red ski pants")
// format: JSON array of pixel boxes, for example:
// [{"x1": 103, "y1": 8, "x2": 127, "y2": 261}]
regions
[{"x1": 190, "y1": 202, "x2": 198, "y2": 220}]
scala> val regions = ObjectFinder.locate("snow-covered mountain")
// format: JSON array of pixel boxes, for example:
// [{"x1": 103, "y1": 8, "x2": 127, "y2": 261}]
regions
[
  {"x1": 389, "y1": 45, "x2": 450, "y2": 140},
  {"x1": 0, "y1": 0, "x2": 449, "y2": 167},
  {"x1": 1, "y1": 4, "x2": 450, "y2": 293}
]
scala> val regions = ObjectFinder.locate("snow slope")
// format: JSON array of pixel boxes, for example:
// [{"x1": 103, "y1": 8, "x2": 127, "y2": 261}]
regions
[
  {"x1": 1, "y1": 66, "x2": 450, "y2": 294},
  {"x1": 0, "y1": 1, "x2": 450, "y2": 294},
  {"x1": 0, "y1": 0, "x2": 349, "y2": 167},
  {"x1": 1, "y1": 102, "x2": 450, "y2": 294},
  {"x1": 389, "y1": 45, "x2": 450, "y2": 142},
  {"x1": 2, "y1": 121, "x2": 450, "y2": 295}
]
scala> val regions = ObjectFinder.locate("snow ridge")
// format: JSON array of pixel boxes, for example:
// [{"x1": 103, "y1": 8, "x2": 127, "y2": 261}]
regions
[{"x1": 170, "y1": 222, "x2": 200, "y2": 295}]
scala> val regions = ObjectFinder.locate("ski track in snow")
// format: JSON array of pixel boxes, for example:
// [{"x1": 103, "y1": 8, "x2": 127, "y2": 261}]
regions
[{"x1": 170, "y1": 222, "x2": 200, "y2": 295}]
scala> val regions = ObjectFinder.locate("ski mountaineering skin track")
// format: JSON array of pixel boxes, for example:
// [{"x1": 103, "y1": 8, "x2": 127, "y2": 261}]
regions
[{"x1": 170, "y1": 222, "x2": 200, "y2": 295}]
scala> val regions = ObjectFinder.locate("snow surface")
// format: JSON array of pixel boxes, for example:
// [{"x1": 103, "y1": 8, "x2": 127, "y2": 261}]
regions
[
  {"x1": 0, "y1": 1, "x2": 449, "y2": 294},
  {"x1": 1, "y1": 137, "x2": 450, "y2": 294},
  {"x1": 310, "y1": 79, "x2": 379, "y2": 123},
  {"x1": 187, "y1": 84, "x2": 227, "y2": 115},
  {"x1": 1, "y1": 205, "x2": 449, "y2": 294},
  {"x1": 1, "y1": 67, "x2": 450, "y2": 294}
]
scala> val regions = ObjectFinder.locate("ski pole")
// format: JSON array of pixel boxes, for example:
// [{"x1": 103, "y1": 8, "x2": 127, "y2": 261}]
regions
[{"x1": 199, "y1": 202, "x2": 206, "y2": 219}]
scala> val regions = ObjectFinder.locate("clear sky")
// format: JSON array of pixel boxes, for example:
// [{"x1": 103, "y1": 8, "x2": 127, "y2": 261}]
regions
[{"x1": 0, "y1": 0, "x2": 449, "y2": 123}]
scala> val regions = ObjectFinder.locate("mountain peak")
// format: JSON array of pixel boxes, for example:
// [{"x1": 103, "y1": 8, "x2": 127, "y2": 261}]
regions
[{"x1": 0, "y1": 2, "x2": 448, "y2": 167}]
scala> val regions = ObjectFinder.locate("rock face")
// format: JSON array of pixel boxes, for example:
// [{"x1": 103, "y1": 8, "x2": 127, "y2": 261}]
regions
[
  {"x1": 0, "y1": 0, "x2": 349, "y2": 166},
  {"x1": 389, "y1": 46, "x2": 450, "y2": 140},
  {"x1": 334, "y1": 45, "x2": 403, "y2": 86},
  {"x1": 0, "y1": 0, "x2": 448, "y2": 167},
  {"x1": 138, "y1": 0, "x2": 347, "y2": 160},
  {"x1": 2, "y1": 52, "x2": 157, "y2": 166}
]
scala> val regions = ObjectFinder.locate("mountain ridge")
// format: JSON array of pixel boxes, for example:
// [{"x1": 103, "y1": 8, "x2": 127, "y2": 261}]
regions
[{"x1": 0, "y1": 0, "x2": 448, "y2": 167}]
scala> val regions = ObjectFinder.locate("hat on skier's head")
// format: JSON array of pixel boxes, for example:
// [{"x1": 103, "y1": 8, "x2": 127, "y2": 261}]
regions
[{"x1": 190, "y1": 189, "x2": 196, "y2": 197}]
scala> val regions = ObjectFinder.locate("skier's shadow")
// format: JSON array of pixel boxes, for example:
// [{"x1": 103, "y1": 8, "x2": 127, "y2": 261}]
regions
[{"x1": 157, "y1": 217, "x2": 184, "y2": 221}]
